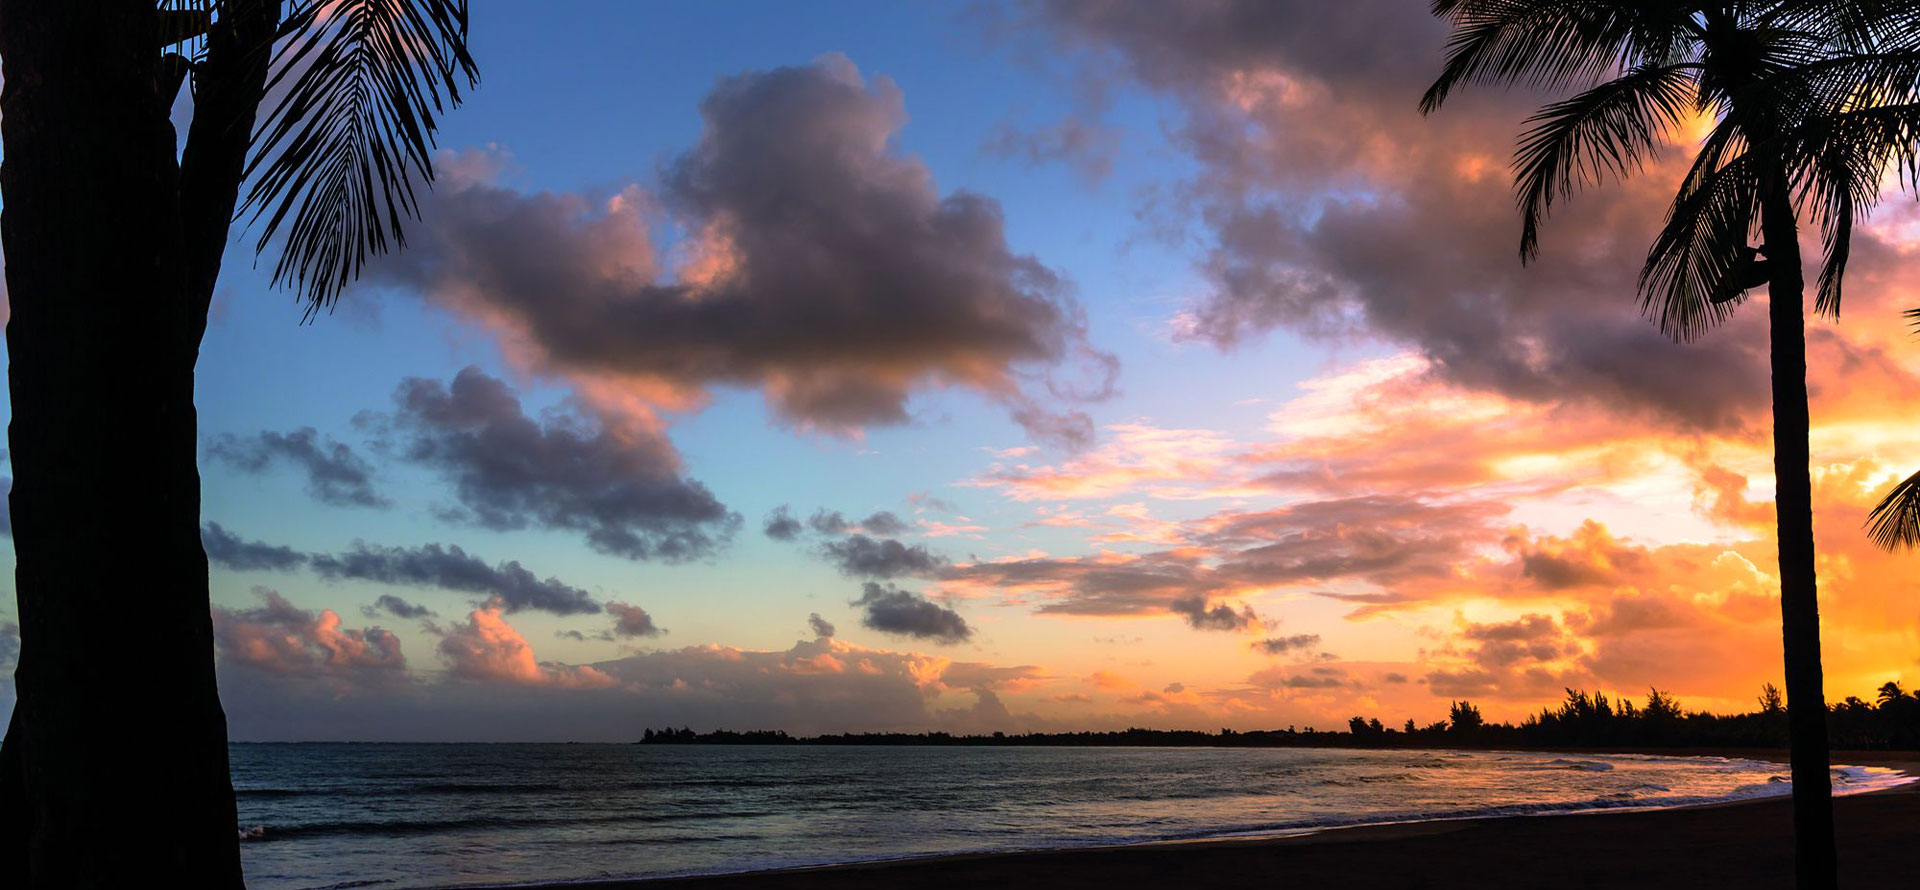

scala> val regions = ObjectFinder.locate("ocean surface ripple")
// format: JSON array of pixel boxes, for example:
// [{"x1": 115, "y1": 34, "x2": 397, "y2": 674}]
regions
[{"x1": 229, "y1": 744, "x2": 1911, "y2": 890}]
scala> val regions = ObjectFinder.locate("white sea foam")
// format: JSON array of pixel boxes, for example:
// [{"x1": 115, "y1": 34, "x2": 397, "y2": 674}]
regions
[{"x1": 227, "y1": 744, "x2": 1915, "y2": 890}]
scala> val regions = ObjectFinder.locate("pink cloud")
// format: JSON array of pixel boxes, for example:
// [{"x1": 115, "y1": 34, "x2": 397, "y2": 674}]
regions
[
  {"x1": 437, "y1": 602, "x2": 616, "y2": 689},
  {"x1": 212, "y1": 588, "x2": 407, "y2": 694}
]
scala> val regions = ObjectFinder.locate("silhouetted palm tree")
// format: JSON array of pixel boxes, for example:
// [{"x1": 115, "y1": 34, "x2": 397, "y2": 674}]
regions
[
  {"x1": 0, "y1": 2, "x2": 475, "y2": 885},
  {"x1": 1421, "y1": 4, "x2": 1920, "y2": 888},
  {"x1": 1866, "y1": 309, "x2": 1920, "y2": 549}
]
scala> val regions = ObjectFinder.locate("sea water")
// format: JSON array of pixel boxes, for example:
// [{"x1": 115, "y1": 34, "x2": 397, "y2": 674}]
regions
[{"x1": 230, "y1": 743, "x2": 1911, "y2": 890}]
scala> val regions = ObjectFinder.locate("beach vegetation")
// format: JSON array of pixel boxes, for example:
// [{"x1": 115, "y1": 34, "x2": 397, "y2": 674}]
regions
[{"x1": 638, "y1": 680, "x2": 1920, "y2": 752}]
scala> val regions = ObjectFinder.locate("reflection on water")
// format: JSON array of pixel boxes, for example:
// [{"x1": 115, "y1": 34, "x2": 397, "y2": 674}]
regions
[{"x1": 230, "y1": 744, "x2": 1909, "y2": 890}]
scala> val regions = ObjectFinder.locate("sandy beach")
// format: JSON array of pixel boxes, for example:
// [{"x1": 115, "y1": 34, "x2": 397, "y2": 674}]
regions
[{"x1": 546, "y1": 751, "x2": 1920, "y2": 890}]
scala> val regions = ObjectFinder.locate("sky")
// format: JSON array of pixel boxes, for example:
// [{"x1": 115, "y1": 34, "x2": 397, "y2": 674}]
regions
[{"x1": 3, "y1": 0, "x2": 1918, "y2": 741}]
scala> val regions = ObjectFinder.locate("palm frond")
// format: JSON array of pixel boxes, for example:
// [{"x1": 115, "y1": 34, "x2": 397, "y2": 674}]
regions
[
  {"x1": 1638, "y1": 121, "x2": 1761, "y2": 342},
  {"x1": 1794, "y1": 114, "x2": 1877, "y2": 321},
  {"x1": 1421, "y1": 0, "x2": 1693, "y2": 114},
  {"x1": 1765, "y1": 0, "x2": 1920, "y2": 54},
  {"x1": 1907, "y1": 306, "x2": 1920, "y2": 331},
  {"x1": 1780, "y1": 101, "x2": 1920, "y2": 317},
  {"x1": 1866, "y1": 469, "x2": 1920, "y2": 550},
  {"x1": 240, "y1": 0, "x2": 479, "y2": 314},
  {"x1": 156, "y1": 0, "x2": 213, "y2": 52},
  {"x1": 1513, "y1": 61, "x2": 1699, "y2": 262},
  {"x1": 1814, "y1": 182, "x2": 1855, "y2": 319},
  {"x1": 1760, "y1": 48, "x2": 1920, "y2": 127}
]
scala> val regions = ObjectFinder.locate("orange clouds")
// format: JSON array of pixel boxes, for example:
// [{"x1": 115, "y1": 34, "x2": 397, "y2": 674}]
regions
[
  {"x1": 940, "y1": 322, "x2": 1920, "y2": 721},
  {"x1": 979, "y1": 3, "x2": 1920, "y2": 725},
  {"x1": 1506, "y1": 521, "x2": 1650, "y2": 591},
  {"x1": 437, "y1": 602, "x2": 615, "y2": 689},
  {"x1": 210, "y1": 3, "x2": 1920, "y2": 737},
  {"x1": 212, "y1": 588, "x2": 407, "y2": 694},
  {"x1": 968, "y1": 423, "x2": 1241, "y2": 501},
  {"x1": 213, "y1": 593, "x2": 1063, "y2": 736}
]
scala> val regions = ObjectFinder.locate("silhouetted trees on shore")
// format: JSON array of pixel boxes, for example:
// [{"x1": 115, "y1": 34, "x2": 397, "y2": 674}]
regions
[{"x1": 637, "y1": 682, "x2": 1920, "y2": 751}]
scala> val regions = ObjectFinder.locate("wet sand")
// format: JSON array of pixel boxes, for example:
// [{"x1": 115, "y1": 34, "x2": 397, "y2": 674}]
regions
[{"x1": 536, "y1": 750, "x2": 1920, "y2": 890}]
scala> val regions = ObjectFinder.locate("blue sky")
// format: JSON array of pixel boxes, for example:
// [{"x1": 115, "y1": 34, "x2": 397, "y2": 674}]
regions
[
  {"x1": 184, "y1": 1, "x2": 1333, "y2": 665},
  {"x1": 5, "y1": 1, "x2": 1917, "y2": 740}
]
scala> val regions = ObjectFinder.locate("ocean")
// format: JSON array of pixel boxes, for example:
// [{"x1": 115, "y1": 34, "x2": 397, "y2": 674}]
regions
[{"x1": 231, "y1": 743, "x2": 1911, "y2": 890}]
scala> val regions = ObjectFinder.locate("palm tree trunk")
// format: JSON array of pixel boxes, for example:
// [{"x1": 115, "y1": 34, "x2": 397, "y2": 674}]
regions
[
  {"x1": 0, "y1": 3, "x2": 243, "y2": 886},
  {"x1": 1761, "y1": 172, "x2": 1837, "y2": 890}
]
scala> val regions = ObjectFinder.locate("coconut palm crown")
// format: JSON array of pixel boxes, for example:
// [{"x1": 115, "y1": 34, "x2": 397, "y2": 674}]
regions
[
  {"x1": 1423, "y1": 0, "x2": 1920, "y2": 337},
  {"x1": 162, "y1": 0, "x2": 479, "y2": 314},
  {"x1": 1420, "y1": 3, "x2": 1920, "y2": 889}
]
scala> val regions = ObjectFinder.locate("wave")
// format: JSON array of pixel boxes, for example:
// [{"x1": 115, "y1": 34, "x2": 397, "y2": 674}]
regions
[
  {"x1": 230, "y1": 747, "x2": 1917, "y2": 890},
  {"x1": 1544, "y1": 758, "x2": 1615, "y2": 772},
  {"x1": 234, "y1": 773, "x2": 864, "y2": 801},
  {"x1": 239, "y1": 807, "x2": 784, "y2": 843},
  {"x1": 504, "y1": 768, "x2": 1920, "y2": 888}
]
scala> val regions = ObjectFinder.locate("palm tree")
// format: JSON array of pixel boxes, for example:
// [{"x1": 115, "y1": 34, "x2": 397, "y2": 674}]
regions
[
  {"x1": 0, "y1": 2, "x2": 475, "y2": 885},
  {"x1": 1421, "y1": 3, "x2": 1920, "y2": 888},
  {"x1": 1866, "y1": 309, "x2": 1920, "y2": 549}
]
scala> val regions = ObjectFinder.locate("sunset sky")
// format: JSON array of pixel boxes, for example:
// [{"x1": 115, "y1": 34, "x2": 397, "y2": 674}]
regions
[{"x1": 4, "y1": 0, "x2": 1917, "y2": 741}]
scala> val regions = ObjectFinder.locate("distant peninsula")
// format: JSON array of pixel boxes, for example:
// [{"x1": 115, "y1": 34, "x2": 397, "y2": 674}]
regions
[{"x1": 640, "y1": 682, "x2": 1920, "y2": 751}]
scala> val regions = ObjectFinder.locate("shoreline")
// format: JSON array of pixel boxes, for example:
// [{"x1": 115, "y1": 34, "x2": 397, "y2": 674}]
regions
[{"x1": 478, "y1": 748, "x2": 1920, "y2": 890}]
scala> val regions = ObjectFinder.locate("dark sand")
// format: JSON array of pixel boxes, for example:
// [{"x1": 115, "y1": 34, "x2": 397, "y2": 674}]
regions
[{"x1": 548, "y1": 750, "x2": 1920, "y2": 890}]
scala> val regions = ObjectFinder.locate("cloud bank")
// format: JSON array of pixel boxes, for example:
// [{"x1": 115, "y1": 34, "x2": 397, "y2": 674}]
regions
[
  {"x1": 379, "y1": 366, "x2": 738, "y2": 561},
  {"x1": 374, "y1": 55, "x2": 1114, "y2": 448}
]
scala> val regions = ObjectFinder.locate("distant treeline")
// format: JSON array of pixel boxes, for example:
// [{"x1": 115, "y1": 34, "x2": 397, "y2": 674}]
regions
[{"x1": 638, "y1": 681, "x2": 1920, "y2": 751}]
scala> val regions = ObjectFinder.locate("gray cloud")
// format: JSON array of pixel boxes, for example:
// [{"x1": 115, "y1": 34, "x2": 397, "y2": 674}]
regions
[
  {"x1": 803, "y1": 509, "x2": 908, "y2": 536},
  {"x1": 309, "y1": 541, "x2": 601, "y2": 616},
  {"x1": 947, "y1": 495, "x2": 1504, "y2": 622},
  {"x1": 381, "y1": 366, "x2": 738, "y2": 561},
  {"x1": 209, "y1": 427, "x2": 388, "y2": 508},
  {"x1": 762, "y1": 506, "x2": 804, "y2": 541},
  {"x1": 947, "y1": 549, "x2": 1219, "y2": 617},
  {"x1": 808, "y1": 612, "x2": 836, "y2": 638},
  {"x1": 606, "y1": 602, "x2": 663, "y2": 638},
  {"x1": 1254, "y1": 633, "x2": 1321, "y2": 655},
  {"x1": 1207, "y1": 497, "x2": 1507, "y2": 590},
  {"x1": 1250, "y1": 670, "x2": 1347, "y2": 690},
  {"x1": 375, "y1": 55, "x2": 1113, "y2": 448},
  {"x1": 552, "y1": 603, "x2": 668, "y2": 643},
  {"x1": 822, "y1": 534, "x2": 950, "y2": 579},
  {"x1": 202, "y1": 521, "x2": 308, "y2": 572},
  {"x1": 1518, "y1": 538, "x2": 1649, "y2": 591},
  {"x1": 807, "y1": 509, "x2": 852, "y2": 536},
  {"x1": 772, "y1": 508, "x2": 916, "y2": 540},
  {"x1": 1024, "y1": 0, "x2": 1773, "y2": 432},
  {"x1": 854, "y1": 582, "x2": 973, "y2": 643},
  {"x1": 909, "y1": 492, "x2": 960, "y2": 514},
  {"x1": 1169, "y1": 595, "x2": 1257, "y2": 632},
  {"x1": 1425, "y1": 614, "x2": 1589, "y2": 699},
  {"x1": 982, "y1": 114, "x2": 1119, "y2": 183},
  {"x1": 362, "y1": 594, "x2": 436, "y2": 620},
  {"x1": 1461, "y1": 614, "x2": 1567, "y2": 668},
  {"x1": 858, "y1": 511, "x2": 910, "y2": 536}
]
